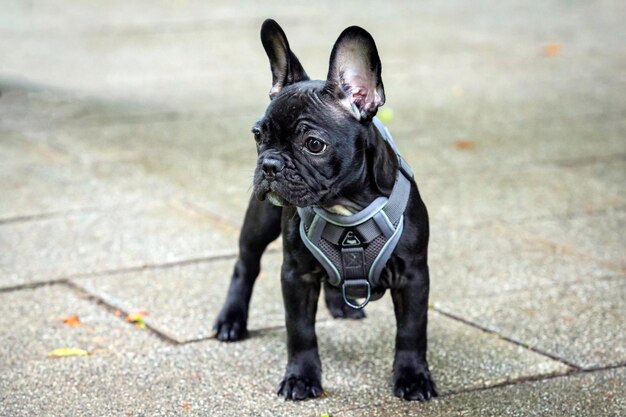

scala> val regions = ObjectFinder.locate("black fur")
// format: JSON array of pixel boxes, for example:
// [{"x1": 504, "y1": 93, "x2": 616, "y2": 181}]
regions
[{"x1": 213, "y1": 19, "x2": 437, "y2": 401}]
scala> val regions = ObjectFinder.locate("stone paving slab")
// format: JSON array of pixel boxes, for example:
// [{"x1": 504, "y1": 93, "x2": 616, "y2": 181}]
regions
[
  {"x1": 46, "y1": 116, "x2": 260, "y2": 226},
  {"x1": 0, "y1": 285, "x2": 157, "y2": 369},
  {"x1": 0, "y1": 81, "x2": 156, "y2": 131},
  {"x1": 0, "y1": 200, "x2": 238, "y2": 289},
  {"x1": 427, "y1": 223, "x2": 617, "y2": 301},
  {"x1": 0, "y1": 156, "x2": 175, "y2": 222},
  {"x1": 1, "y1": 1, "x2": 624, "y2": 416},
  {"x1": 396, "y1": 118, "x2": 626, "y2": 175},
  {"x1": 435, "y1": 276, "x2": 626, "y2": 369},
  {"x1": 73, "y1": 224, "x2": 619, "y2": 345},
  {"x1": 0, "y1": 291, "x2": 569, "y2": 417},
  {"x1": 72, "y1": 253, "x2": 286, "y2": 343},
  {"x1": 320, "y1": 306, "x2": 570, "y2": 395},
  {"x1": 560, "y1": 158, "x2": 625, "y2": 206},
  {"x1": 0, "y1": 130, "x2": 62, "y2": 167},
  {"x1": 419, "y1": 162, "x2": 625, "y2": 228},
  {"x1": 340, "y1": 367, "x2": 625, "y2": 417},
  {"x1": 511, "y1": 209, "x2": 626, "y2": 269}
]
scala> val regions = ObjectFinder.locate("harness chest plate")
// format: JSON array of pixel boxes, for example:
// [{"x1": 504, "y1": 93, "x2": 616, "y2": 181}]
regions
[{"x1": 297, "y1": 118, "x2": 413, "y2": 309}]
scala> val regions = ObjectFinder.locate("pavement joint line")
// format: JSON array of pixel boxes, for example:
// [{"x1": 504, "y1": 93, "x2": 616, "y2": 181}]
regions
[
  {"x1": 392, "y1": 108, "x2": 626, "y2": 135},
  {"x1": 169, "y1": 198, "x2": 242, "y2": 235},
  {"x1": 0, "y1": 279, "x2": 66, "y2": 294},
  {"x1": 494, "y1": 205, "x2": 626, "y2": 226},
  {"x1": 68, "y1": 278, "x2": 328, "y2": 346},
  {"x1": 331, "y1": 365, "x2": 626, "y2": 416},
  {"x1": 431, "y1": 307, "x2": 582, "y2": 370},
  {"x1": 492, "y1": 213, "x2": 626, "y2": 274},
  {"x1": 437, "y1": 363, "x2": 626, "y2": 398},
  {"x1": 0, "y1": 251, "x2": 270, "y2": 293},
  {"x1": 63, "y1": 280, "x2": 181, "y2": 345},
  {"x1": 183, "y1": 324, "x2": 288, "y2": 345},
  {"x1": 434, "y1": 204, "x2": 626, "y2": 232},
  {"x1": 431, "y1": 204, "x2": 626, "y2": 232},
  {"x1": 548, "y1": 152, "x2": 626, "y2": 168},
  {"x1": 431, "y1": 274, "x2": 625, "y2": 301},
  {"x1": 62, "y1": 251, "x2": 245, "y2": 279},
  {"x1": 0, "y1": 206, "x2": 113, "y2": 225},
  {"x1": 180, "y1": 318, "x2": 334, "y2": 345}
]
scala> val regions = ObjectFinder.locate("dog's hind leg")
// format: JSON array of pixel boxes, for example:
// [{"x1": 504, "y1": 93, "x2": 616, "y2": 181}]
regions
[
  {"x1": 323, "y1": 281, "x2": 366, "y2": 320},
  {"x1": 213, "y1": 196, "x2": 282, "y2": 341}
]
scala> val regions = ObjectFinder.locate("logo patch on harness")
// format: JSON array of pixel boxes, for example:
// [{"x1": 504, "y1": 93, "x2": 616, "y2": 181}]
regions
[{"x1": 341, "y1": 230, "x2": 361, "y2": 247}]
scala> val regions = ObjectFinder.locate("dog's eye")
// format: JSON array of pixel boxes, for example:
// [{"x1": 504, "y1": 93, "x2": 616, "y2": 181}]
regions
[
  {"x1": 304, "y1": 137, "x2": 327, "y2": 154},
  {"x1": 251, "y1": 127, "x2": 261, "y2": 143}
]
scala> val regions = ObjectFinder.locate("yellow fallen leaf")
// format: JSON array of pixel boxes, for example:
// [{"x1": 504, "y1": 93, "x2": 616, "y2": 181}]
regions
[
  {"x1": 47, "y1": 347, "x2": 88, "y2": 358},
  {"x1": 126, "y1": 311, "x2": 148, "y2": 329}
]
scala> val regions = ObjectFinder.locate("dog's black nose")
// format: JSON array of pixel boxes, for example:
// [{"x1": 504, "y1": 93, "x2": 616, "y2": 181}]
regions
[{"x1": 262, "y1": 157, "x2": 284, "y2": 176}]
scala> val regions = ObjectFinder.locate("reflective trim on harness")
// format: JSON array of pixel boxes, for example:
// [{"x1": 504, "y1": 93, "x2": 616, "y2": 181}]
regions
[{"x1": 297, "y1": 117, "x2": 413, "y2": 309}]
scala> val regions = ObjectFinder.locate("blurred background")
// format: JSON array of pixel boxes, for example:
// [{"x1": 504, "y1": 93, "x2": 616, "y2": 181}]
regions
[{"x1": 1, "y1": 1, "x2": 624, "y2": 416}]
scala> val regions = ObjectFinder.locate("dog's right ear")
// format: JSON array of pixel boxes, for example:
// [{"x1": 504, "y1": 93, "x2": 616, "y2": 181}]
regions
[
  {"x1": 326, "y1": 26, "x2": 385, "y2": 121},
  {"x1": 260, "y1": 19, "x2": 309, "y2": 99}
]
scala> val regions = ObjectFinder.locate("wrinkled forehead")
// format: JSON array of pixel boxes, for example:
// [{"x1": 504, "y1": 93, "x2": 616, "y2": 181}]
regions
[
  {"x1": 261, "y1": 81, "x2": 339, "y2": 128},
  {"x1": 269, "y1": 81, "x2": 324, "y2": 111}
]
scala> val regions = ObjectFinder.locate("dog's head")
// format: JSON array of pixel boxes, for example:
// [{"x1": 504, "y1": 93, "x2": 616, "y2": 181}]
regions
[{"x1": 252, "y1": 19, "x2": 395, "y2": 211}]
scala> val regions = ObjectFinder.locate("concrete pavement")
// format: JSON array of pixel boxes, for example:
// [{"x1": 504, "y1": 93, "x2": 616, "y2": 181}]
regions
[{"x1": 1, "y1": 1, "x2": 624, "y2": 416}]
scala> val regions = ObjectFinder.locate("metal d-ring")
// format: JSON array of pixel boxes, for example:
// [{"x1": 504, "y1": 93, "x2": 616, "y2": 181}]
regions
[{"x1": 341, "y1": 279, "x2": 371, "y2": 310}]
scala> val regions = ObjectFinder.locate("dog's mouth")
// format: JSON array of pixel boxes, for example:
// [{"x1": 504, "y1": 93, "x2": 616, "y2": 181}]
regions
[
  {"x1": 255, "y1": 180, "x2": 291, "y2": 207},
  {"x1": 266, "y1": 191, "x2": 288, "y2": 207},
  {"x1": 255, "y1": 178, "x2": 325, "y2": 208}
]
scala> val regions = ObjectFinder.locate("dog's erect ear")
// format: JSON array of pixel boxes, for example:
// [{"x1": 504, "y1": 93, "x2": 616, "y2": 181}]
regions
[
  {"x1": 260, "y1": 19, "x2": 309, "y2": 99},
  {"x1": 326, "y1": 26, "x2": 385, "y2": 120}
]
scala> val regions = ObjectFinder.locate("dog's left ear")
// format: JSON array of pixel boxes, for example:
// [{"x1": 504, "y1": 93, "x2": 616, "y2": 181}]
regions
[{"x1": 326, "y1": 26, "x2": 385, "y2": 120}]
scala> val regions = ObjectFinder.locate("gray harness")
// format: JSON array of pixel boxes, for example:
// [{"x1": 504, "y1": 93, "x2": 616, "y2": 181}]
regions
[{"x1": 297, "y1": 118, "x2": 413, "y2": 309}]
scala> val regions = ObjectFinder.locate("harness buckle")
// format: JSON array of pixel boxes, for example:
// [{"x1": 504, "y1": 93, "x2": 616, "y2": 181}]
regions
[{"x1": 341, "y1": 279, "x2": 371, "y2": 310}]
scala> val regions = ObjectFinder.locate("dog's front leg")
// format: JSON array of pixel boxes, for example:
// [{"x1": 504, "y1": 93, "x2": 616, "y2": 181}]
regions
[
  {"x1": 213, "y1": 196, "x2": 282, "y2": 341},
  {"x1": 277, "y1": 253, "x2": 324, "y2": 401},
  {"x1": 391, "y1": 261, "x2": 438, "y2": 401}
]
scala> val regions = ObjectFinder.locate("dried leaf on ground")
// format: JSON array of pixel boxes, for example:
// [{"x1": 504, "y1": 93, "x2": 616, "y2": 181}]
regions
[
  {"x1": 47, "y1": 347, "x2": 88, "y2": 358},
  {"x1": 62, "y1": 315, "x2": 82, "y2": 327},
  {"x1": 544, "y1": 43, "x2": 561, "y2": 57},
  {"x1": 453, "y1": 139, "x2": 476, "y2": 150},
  {"x1": 126, "y1": 310, "x2": 149, "y2": 329}
]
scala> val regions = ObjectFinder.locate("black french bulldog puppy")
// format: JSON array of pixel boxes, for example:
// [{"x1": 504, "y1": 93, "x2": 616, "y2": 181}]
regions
[{"x1": 213, "y1": 19, "x2": 437, "y2": 402}]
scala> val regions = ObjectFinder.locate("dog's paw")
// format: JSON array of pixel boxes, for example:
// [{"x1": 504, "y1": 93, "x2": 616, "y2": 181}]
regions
[
  {"x1": 277, "y1": 375, "x2": 324, "y2": 401},
  {"x1": 212, "y1": 307, "x2": 248, "y2": 342},
  {"x1": 393, "y1": 369, "x2": 438, "y2": 401}
]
